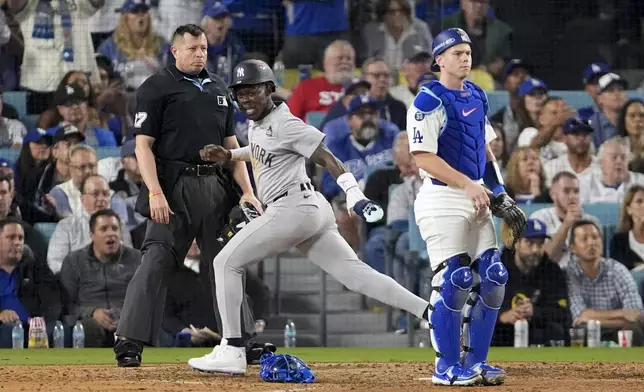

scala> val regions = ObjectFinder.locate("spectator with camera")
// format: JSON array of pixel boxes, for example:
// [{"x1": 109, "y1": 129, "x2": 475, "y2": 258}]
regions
[
  {"x1": 0, "y1": 218, "x2": 63, "y2": 348},
  {"x1": 60, "y1": 209, "x2": 140, "y2": 347},
  {"x1": 48, "y1": 174, "x2": 132, "y2": 274},
  {"x1": 566, "y1": 219, "x2": 644, "y2": 346},
  {"x1": 493, "y1": 219, "x2": 571, "y2": 346}
]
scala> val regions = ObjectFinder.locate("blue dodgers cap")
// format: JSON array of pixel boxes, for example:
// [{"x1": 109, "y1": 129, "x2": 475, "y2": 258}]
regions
[
  {"x1": 522, "y1": 219, "x2": 550, "y2": 239},
  {"x1": 562, "y1": 117, "x2": 593, "y2": 134},
  {"x1": 347, "y1": 94, "x2": 378, "y2": 115},
  {"x1": 583, "y1": 62, "x2": 610, "y2": 84},
  {"x1": 503, "y1": 59, "x2": 533, "y2": 80},
  {"x1": 23, "y1": 128, "x2": 53, "y2": 144},
  {"x1": 203, "y1": 1, "x2": 229, "y2": 18},
  {"x1": 430, "y1": 28, "x2": 472, "y2": 72},
  {"x1": 116, "y1": 0, "x2": 149, "y2": 13},
  {"x1": 518, "y1": 78, "x2": 548, "y2": 97},
  {"x1": 0, "y1": 157, "x2": 12, "y2": 168}
]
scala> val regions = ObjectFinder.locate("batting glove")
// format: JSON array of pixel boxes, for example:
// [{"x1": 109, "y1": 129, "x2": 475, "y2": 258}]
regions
[{"x1": 352, "y1": 199, "x2": 384, "y2": 223}]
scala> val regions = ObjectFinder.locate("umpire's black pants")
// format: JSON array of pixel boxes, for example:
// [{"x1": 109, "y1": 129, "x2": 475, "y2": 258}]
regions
[{"x1": 116, "y1": 174, "x2": 255, "y2": 346}]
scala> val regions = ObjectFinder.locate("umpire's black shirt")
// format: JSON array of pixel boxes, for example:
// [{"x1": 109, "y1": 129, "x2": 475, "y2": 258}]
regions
[{"x1": 133, "y1": 64, "x2": 235, "y2": 164}]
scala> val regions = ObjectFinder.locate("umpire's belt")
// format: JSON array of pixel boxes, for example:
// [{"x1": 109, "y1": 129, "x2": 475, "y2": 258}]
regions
[
  {"x1": 165, "y1": 160, "x2": 222, "y2": 177},
  {"x1": 272, "y1": 182, "x2": 313, "y2": 203}
]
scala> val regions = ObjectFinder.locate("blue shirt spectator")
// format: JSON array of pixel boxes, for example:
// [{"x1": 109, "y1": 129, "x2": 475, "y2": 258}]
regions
[
  {"x1": 589, "y1": 73, "x2": 628, "y2": 148},
  {"x1": 578, "y1": 63, "x2": 610, "y2": 121},
  {"x1": 201, "y1": 2, "x2": 245, "y2": 83}
]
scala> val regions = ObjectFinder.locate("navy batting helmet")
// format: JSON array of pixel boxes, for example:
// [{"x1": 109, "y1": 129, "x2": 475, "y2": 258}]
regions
[
  {"x1": 430, "y1": 28, "x2": 472, "y2": 72},
  {"x1": 230, "y1": 59, "x2": 276, "y2": 88}
]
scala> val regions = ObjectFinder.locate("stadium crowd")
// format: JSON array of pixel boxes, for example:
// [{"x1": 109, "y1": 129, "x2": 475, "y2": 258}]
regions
[{"x1": 0, "y1": 0, "x2": 644, "y2": 348}]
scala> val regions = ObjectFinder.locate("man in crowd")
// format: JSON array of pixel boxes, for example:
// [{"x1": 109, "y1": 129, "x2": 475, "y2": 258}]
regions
[
  {"x1": 567, "y1": 220, "x2": 644, "y2": 346},
  {"x1": 494, "y1": 219, "x2": 571, "y2": 346},
  {"x1": 589, "y1": 73, "x2": 628, "y2": 148},
  {"x1": 362, "y1": 57, "x2": 407, "y2": 130},
  {"x1": 60, "y1": 209, "x2": 141, "y2": 347},
  {"x1": 48, "y1": 174, "x2": 132, "y2": 274},
  {"x1": 389, "y1": 52, "x2": 433, "y2": 109},
  {"x1": 319, "y1": 78, "x2": 371, "y2": 131},
  {"x1": 543, "y1": 118, "x2": 598, "y2": 187},
  {"x1": 578, "y1": 63, "x2": 610, "y2": 121}
]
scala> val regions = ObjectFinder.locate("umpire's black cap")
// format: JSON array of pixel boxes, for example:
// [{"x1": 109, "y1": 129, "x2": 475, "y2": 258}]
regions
[{"x1": 230, "y1": 60, "x2": 276, "y2": 89}]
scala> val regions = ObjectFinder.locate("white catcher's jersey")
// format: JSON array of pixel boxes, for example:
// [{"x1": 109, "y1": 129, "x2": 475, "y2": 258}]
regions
[{"x1": 248, "y1": 103, "x2": 325, "y2": 204}]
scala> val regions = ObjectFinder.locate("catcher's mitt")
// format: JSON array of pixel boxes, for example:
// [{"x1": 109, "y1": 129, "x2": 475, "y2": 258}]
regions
[{"x1": 490, "y1": 193, "x2": 526, "y2": 249}]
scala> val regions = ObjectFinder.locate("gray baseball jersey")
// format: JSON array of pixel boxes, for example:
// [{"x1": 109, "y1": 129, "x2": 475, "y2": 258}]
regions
[
  {"x1": 248, "y1": 104, "x2": 325, "y2": 204},
  {"x1": 209, "y1": 103, "x2": 430, "y2": 340}
]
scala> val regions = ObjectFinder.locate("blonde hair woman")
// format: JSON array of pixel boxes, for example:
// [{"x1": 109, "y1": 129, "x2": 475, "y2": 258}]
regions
[
  {"x1": 504, "y1": 147, "x2": 551, "y2": 204},
  {"x1": 97, "y1": 0, "x2": 169, "y2": 91},
  {"x1": 611, "y1": 185, "x2": 644, "y2": 296}
]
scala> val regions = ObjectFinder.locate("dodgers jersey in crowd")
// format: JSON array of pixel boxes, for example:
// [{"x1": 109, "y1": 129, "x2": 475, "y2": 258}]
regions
[
  {"x1": 247, "y1": 103, "x2": 325, "y2": 204},
  {"x1": 407, "y1": 80, "x2": 496, "y2": 185}
]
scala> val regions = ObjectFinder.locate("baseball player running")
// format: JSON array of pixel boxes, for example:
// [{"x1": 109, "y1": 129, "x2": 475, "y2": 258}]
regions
[
  {"x1": 407, "y1": 28, "x2": 525, "y2": 386},
  {"x1": 187, "y1": 59, "x2": 433, "y2": 375}
]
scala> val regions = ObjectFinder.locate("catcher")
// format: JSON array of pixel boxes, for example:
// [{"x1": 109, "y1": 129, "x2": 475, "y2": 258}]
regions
[{"x1": 407, "y1": 28, "x2": 526, "y2": 386}]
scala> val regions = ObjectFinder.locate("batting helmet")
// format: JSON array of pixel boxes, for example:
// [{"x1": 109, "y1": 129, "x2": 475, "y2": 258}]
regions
[
  {"x1": 230, "y1": 59, "x2": 276, "y2": 88},
  {"x1": 430, "y1": 28, "x2": 472, "y2": 71},
  {"x1": 216, "y1": 203, "x2": 261, "y2": 247}
]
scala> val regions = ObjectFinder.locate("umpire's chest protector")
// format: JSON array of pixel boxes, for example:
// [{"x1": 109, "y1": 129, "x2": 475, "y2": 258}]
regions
[{"x1": 429, "y1": 80, "x2": 488, "y2": 182}]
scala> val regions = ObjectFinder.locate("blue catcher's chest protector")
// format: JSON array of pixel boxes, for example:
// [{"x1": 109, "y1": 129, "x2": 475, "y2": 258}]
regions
[{"x1": 428, "y1": 80, "x2": 488, "y2": 182}]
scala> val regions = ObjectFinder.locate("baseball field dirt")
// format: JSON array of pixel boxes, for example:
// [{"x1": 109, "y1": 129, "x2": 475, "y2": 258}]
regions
[{"x1": 2, "y1": 361, "x2": 644, "y2": 392}]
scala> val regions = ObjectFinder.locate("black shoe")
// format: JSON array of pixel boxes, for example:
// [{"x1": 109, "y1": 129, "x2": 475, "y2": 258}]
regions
[
  {"x1": 246, "y1": 342, "x2": 277, "y2": 365},
  {"x1": 114, "y1": 337, "x2": 143, "y2": 368}
]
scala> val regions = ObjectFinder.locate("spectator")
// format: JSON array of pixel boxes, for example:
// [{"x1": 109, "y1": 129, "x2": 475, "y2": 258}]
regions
[
  {"x1": 48, "y1": 175, "x2": 132, "y2": 275},
  {"x1": 89, "y1": 0, "x2": 122, "y2": 49},
  {"x1": 361, "y1": 0, "x2": 432, "y2": 84},
  {"x1": 287, "y1": 40, "x2": 355, "y2": 121},
  {"x1": 93, "y1": 57, "x2": 131, "y2": 145},
  {"x1": 201, "y1": 2, "x2": 245, "y2": 81},
  {"x1": 543, "y1": 118, "x2": 598, "y2": 187},
  {"x1": 580, "y1": 137, "x2": 644, "y2": 204},
  {"x1": 60, "y1": 209, "x2": 141, "y2": 347},
  {"x1": 389, "y1": 52, "x2": 433, "y2": 109},
  {"x1": 504, "y1": 147, "x2": 551, "y2": 204},
  {"x1": 19, "y1": 126, "x2": 82, "y2": 225},
  {"x1": 0, "y1": 92, "x2": 26, "y2": 147},
  {"x1": 8, "y1": 0, "x2": 102, "y2": 115},
  {"x1": 490, "y1": 59, "x2": 532, "y2": 153},
  {"x1": 109, "y1": 140, "x2": 145, "y2": 242},
  {"x1": 489, "y1": 122, "x2": 508, "y2": 171},
  {"x1": 578, "y1": 63, "x2": 610, "y2": 121},
  {"x1": 616, "y1": 99, "x2": 644, "y2": 173},
  {"x1": 515, "y1": 78, "x2": 548, "y2": 134},
  {"x1": 0, "y1": 173, "x2": 47, "y2": 262},
  {"x1": 98, "y1": 0, "x2": 170, "y2": 92},
  {"x1": 566, "y1": 220, "x2": 644, "y2": 346},
  {"x1": 282, "y1": 0, "x2": 350, "y2": 69},
  {"x1": 493, "y1": 219, "x2": 571, "y2": 346},
  {"x1": 610, "y1": 185, "x2": 644, "y2": 296},
  {"x1": 589, "y1": 73, "x2": 628, "y2": 148},
  {"x1": 46, "y1": 83, "x2": 117, "y2": 148},
  {"x1": 518, "y1": 96, "x2": 574, "y2": 162},
  {"x1": 530, "y1": 172, "x2": 600, "y2": 267},
  {"x1": 14, "y1": 129, "x2": 53, "y2": 196},
  {"x1": 319, "y1": 77, "x2": 371, "y2": 131},
  {"x1": 38, "y1": 71, "x2": 98, "y2": 129},
  {"x1": 0, "y1": 4, "x2": 24, "y2": 93},
  {"x1": 435, "y1": 0, "x2": 512, "y2": 78},
  {"x1": 161, "y1": 240, "x2": 220, "y2": 347},
  {"x1": 0, "y1": 218, "x2": 63, "y2": 348},
  {"x1": 362, "y1": 57, "x2": 407, "y2": 130}
]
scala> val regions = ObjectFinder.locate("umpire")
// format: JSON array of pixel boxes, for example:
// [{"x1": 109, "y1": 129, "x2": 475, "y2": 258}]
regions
[{"x1": 114, "y1": 24, "x2": 264, "y2": 367}]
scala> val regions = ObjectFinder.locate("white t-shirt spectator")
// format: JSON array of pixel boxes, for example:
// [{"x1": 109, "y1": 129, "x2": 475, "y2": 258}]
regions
[
  {"x1": 0, "y1": 117, "x2": 27, "y2": 146},
  {"x1": 517, "y1": 127, "x2": 568, "y2": 162},
  {"x1": 580, "y1": 171, "x2": 644, "y2": 204},
  {"x1": 16, "y1": 0, "x2": 100, "y2": 93},
  {"x1": 543, "y1": 154, "x2": 599, "y2": 187}
]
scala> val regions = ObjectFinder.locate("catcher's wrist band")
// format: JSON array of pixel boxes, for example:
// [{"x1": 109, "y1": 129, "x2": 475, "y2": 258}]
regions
[
  {"x1": 483, "y1": 161, "x2": 505, "y2": 196},
  {"x1": 337, "y1": 172, "x2": 359, "y2": 194}
]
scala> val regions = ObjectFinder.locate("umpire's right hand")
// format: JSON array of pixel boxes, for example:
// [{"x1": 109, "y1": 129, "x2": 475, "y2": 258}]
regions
[{"x1": 149, "y1": 192, "x2": 174, "y2": 224}]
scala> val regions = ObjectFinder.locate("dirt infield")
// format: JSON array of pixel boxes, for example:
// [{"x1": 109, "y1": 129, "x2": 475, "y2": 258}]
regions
[{"x1": 2, "y1": 362, "x2": 644, "y2": 392}]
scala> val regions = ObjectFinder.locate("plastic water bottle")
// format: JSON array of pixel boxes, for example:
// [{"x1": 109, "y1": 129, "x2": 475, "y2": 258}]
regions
[
  {"x1": 53, "y1": 321, "x2": 65, "y2": 348},
  {"x1": 513, "y1": 319, "x2": 529, "y2": 348},
  {"x1": 273, "y1": 61, "x2": 285, "y2": 86},
  {"x1": 284, "y1": 319, "x2": 296, "y2": 348},
  {"x1": 587, "y1": 320, "x2": 601, "y2": 348},
  {"x1": 12, "y1": 321, "x2": 24, "y2": 349},
  {"x1": 72, "y1": 321, "x2": 85, "y2": 348}
]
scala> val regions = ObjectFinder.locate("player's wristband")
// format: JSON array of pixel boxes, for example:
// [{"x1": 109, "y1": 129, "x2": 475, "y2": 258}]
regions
[
  {"x1": 337, "y1": 172, "x2": 359, "y2": 194},
  {"x1": 483, "y1": 161, "x2": 506, "y2": 196}
]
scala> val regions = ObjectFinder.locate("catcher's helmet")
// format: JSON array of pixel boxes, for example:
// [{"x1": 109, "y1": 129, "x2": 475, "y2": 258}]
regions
[
  {"x1": 230, "y1": 59, "x2": 276, "y2": 89},
  {"x1": 216, "y1": 203, "x2": 261, "y2": 247},
  {"x1": 430, "y1": 28, "x2": 472, "y2": 71}
]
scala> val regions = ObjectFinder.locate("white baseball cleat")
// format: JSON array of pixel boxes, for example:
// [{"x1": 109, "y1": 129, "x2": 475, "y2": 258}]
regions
[{"x1": 188, "y1": 339, "x2": 247, "y2": 375}]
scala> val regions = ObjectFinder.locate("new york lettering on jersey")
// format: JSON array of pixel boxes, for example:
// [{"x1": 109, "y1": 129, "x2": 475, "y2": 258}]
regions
[{"x1": 250, "y1": 142, "x2": 275, "y2": 167}]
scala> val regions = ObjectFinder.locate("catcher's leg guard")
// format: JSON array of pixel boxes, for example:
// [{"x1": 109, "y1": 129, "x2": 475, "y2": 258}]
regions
[
  {"x1": 428, "y1": 254, "x2": 481, "y2": 386},
  {"x1": 462, "y1": 248, "x2": 508, "y2": 385}
]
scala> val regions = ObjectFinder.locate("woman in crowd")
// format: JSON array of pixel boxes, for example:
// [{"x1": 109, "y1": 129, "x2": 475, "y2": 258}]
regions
[
  {"x1": 611, "y1": 185, "x2": 644, "y2": 297},
  {"x1": 616, "y1": 99, "x2": 644, "y2": 173},
  {"x1": 14, "y1": 129, "x2": 53, "y2": 196},
  {"x1": 515, "y1": 78, "x2": 548, "y2": 136},
  {"x1": 489, "y1": 121, "x2": 508, "y2": 171},
  {"x1": 97, "y1": 0, "x2": 169, "y2": 93},
  {"x1": 504, "y1": 146, "x2": 551, "y2": 204}
]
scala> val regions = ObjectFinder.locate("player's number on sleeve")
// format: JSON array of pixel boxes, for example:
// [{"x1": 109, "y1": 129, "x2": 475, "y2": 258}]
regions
[
  {"x1": 412, "y1": 127, "x2": 424, "y2": 144},
  {"x1": 134, "y1": 112, "x2": 148, "y2": 129}
]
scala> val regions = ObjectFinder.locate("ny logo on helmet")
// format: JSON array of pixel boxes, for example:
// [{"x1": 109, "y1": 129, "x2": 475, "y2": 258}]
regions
[{"x1": 237, "y1": 67, "x2": 245, "y2": 78}]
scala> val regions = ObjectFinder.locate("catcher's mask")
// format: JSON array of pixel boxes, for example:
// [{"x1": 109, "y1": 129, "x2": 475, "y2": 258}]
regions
[
  {"x1": 259, "y1": 352, "x2": 315, "y2": 383},
  {"x1": 216, "y1": 203, "x2": 261, "y2": 247}
]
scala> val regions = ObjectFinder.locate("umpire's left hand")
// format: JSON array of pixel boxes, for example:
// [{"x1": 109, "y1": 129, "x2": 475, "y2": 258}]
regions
[{"x1": 150, "y1": 192, "x2": 174, "y2": 224}]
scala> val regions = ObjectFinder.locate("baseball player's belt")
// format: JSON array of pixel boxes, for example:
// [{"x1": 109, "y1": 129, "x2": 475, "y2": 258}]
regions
[{"x1": 272, "y1": 182, "x2": 313, "y2": 203}]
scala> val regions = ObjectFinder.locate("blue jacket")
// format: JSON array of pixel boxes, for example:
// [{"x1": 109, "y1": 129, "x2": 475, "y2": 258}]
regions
[
  {"x1": 321, "y1": 121, "x2": 399, "y2": 198},
  {"x1": 285, "y1": 0, "x2": 348, "y2": 36},
  {"x1": 46, "y1": 125, "x2": 117, "y2": 147}
]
